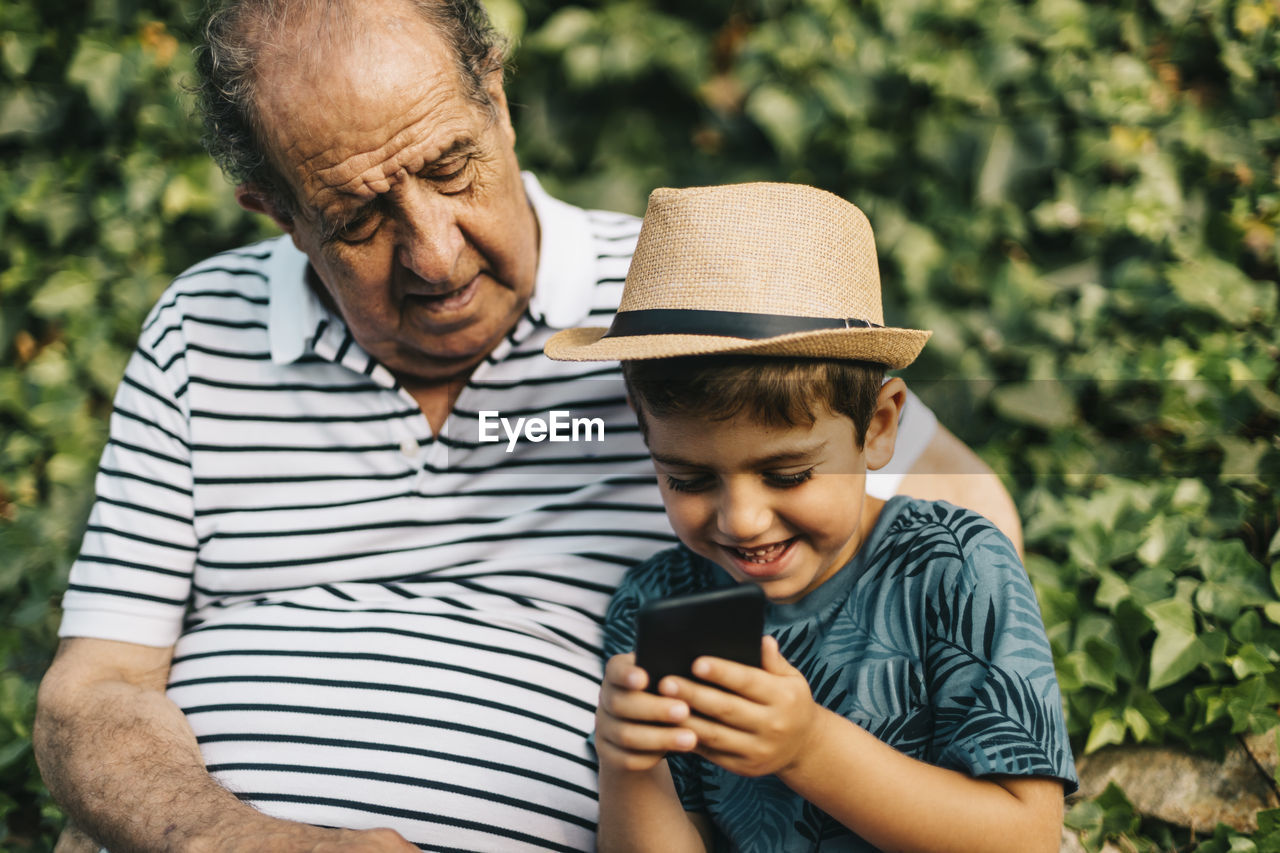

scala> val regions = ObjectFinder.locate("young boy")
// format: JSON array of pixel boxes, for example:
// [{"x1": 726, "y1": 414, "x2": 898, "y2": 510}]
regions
[{"x1": 545, "y1": 183, "x2": 1077, "y2": 852}]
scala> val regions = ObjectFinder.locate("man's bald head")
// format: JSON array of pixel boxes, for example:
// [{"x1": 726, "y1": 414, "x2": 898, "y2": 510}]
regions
[{"x1": 194, "y1": 0, "x2": 507, "y2": 217}]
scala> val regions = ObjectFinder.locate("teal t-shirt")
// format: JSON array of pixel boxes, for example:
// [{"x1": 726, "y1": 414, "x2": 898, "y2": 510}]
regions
[{"x1": 602, "y1": 496, "x2": 1078, "y2": 852}]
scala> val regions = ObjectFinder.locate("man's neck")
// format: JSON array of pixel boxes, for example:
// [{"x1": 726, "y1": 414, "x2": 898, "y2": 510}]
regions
[{"x1": 400, "y1": 375, "x2": 468, "y2": 435}]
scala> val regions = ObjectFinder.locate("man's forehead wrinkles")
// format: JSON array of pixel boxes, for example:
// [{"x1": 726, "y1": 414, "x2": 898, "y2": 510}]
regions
[{"x1": 298, "y1": 111, "x2": 478, "y2": 213}]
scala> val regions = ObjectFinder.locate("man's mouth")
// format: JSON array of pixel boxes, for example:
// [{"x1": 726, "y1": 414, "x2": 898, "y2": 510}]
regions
[{"x1": 409, "y1": 275, "x2": 480, "y2": 312}]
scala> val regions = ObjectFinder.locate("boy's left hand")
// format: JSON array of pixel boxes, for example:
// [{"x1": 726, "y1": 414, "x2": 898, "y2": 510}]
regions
[{"x1": 657, "y1": 635, "x2": 820, "y2": 778}]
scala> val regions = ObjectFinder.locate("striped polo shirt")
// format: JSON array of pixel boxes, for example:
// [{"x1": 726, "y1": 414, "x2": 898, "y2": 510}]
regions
[
  {"x1": 61, "y1": 174, "x2": 675, "y2": 851},
  {"x1": 60, "y1": 173, "x2": 936, "y2": 850}
]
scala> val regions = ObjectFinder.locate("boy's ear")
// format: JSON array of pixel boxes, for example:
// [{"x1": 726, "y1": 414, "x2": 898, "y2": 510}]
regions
[
  {"x1": 863, "y1": 377, "x2": 907, "y2": 471},
  {"x1": 235, "y1": 184, "x2": 295, "y2": 236}
]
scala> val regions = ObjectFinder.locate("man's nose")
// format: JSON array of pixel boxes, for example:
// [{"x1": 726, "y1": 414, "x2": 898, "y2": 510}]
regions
[
  {"x1": 715, "y1": 483, "x2": 772, "y2": 542},
  {"x1": 397, "y1": 186, "x2": 465, "y2": 284}
]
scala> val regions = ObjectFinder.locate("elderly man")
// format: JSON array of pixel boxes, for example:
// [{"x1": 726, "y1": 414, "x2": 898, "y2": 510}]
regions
[{"x1": 34, "y1": 0, "x2": 1021, "y2": 850}]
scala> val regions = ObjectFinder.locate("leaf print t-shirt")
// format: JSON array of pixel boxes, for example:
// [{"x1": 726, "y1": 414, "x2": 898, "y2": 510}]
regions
[{"x1": 601, "y1": 496, "x2": 1078, "y2": 852}]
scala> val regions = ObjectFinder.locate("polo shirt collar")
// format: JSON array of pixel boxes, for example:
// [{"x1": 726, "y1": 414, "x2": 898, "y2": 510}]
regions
[
  {"x1": 266, "y1": 235, "x2": 321, "y2": 365},
  {"x1": 267, "y1": 170, "x2": 598, "y2": 365},
  {"x1": 521, "y1": 171, "x2": 598, "y2": 329}
]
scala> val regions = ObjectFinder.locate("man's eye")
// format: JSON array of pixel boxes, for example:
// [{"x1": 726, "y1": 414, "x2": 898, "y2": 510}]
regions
[
  {"x1": 333, "y1": 212, "x2": 381, "y2": 244},
  {"x1": 766, "y1": 469, "x2": 813, "y2": 488},
  {"x1": 430, "y1": 160, "x2": 472, "y2": 193}
]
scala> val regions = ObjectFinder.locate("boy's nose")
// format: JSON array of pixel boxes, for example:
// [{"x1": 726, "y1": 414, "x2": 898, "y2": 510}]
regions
[{"x1": 715, "y1": 485, "x2": 773, "y2": 543}]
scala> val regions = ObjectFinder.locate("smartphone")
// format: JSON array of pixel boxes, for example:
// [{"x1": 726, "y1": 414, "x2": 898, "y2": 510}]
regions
[{"x1": 634, "y1": 585, "x2": 766, "y2": 692}]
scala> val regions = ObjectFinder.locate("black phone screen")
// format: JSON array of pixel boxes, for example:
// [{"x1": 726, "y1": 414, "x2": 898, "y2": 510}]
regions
[{"x1": 634, "y1": 585, "x2": 766, "y2": 692}]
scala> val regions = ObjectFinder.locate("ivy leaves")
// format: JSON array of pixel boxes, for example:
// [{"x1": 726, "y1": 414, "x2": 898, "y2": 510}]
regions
[
  {"x1": 1028, "y1": 480, "x2": 1280, "y2": 759},
  {"x1": 2, "y1": 0, "x2": 1278, "y2": 849}
]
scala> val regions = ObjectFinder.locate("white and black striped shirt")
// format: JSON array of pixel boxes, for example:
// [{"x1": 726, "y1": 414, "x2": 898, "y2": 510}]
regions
[{"x1": 60, "y1": 173, "x2": 935, "y2": 850}]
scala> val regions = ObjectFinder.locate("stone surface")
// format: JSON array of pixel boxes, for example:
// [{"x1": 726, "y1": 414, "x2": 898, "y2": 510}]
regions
[
  {"x1": 1244, "y1": 727, "x2": 1279, "y2": 780},
  {"x1": 1075, "y1": 731, "x2": 1280, "y2": 834}
]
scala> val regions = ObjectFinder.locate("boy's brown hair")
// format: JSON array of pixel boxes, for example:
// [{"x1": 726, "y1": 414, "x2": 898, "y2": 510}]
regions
[{"x1": 622, "y1": 355, "x2": 886, "y2": 446}]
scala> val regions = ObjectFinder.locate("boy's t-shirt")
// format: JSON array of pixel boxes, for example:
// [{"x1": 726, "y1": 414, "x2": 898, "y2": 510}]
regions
[{"x1": 602, "y1": 496, "x2": 1078, "y2": 852}]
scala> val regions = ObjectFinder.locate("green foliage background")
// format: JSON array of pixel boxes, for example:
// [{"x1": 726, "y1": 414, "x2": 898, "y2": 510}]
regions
[{"x1": 1, "y1": 0, "x2": 1277, "y2": 849}]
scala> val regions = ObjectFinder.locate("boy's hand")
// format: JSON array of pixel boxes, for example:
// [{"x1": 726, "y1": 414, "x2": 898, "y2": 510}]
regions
[
  {"x1": 658, "y1": 636, "x2": 820, "y2": 778},
  {"x1": 595, "y1": 652, "x2": 699, "y2": 773}
]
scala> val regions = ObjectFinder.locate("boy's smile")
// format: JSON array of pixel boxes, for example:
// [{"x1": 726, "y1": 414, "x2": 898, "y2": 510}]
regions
[{"x1": 644, "y1": 403, "x2": 898, "y2": 603}]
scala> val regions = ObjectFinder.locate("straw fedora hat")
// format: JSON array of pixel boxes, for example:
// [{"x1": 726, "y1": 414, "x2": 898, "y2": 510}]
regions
[{"x1": 544, "y1": 182, "x2": 930, "y2": 369}]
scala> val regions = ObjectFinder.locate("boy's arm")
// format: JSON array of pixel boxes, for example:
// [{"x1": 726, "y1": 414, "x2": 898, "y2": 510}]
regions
[
  {"x1": 777, "y1": 707, "x2": 1062, "y2": 853},
  {"x1": 594, "y1": 654, "x2": 712, "y2": 853},
  {"x1": 670, "y1": 640, "x2": 1064, "y2": 853},
  {"x1": 596, "y1": 760, "x2": 715, "y2": 853}
]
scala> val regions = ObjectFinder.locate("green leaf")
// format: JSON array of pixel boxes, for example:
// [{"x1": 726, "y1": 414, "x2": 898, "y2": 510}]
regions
[
  {"x1": 1128, "y1": 688, "x2": 1172, "y2": 729},
  {"x1": 1224, "y1": 676, "x2": 1280, "y2": 734},
  {"x1": 1085, "y1": 708, "x2": 1128, "y2": 753},
  {"x1": 1219, "y1": 436, "x2": 1272, "y2": 481},
  {"x1": 1233, "y1": 610, "x2": 1264, "y2": 644},
  {"x1": 0, "y1": 738, "x2": 28, "y2": 772},
  {"x1": 744, "y1": 84, "x2": 808, "y2": 161},
  {"x1": 1064, "y1": 782, "x2": 1141, "y2": 845},
  {"x1": 1137, "y1": 515, "x2": 1191, "y2": 570},
  {"x1": 1123, "y1": 706, "x2": 1154, "y2": 741},
  {"x1": 1167, "y1": 256, "x2": 1278, "y2": 327},
  {"x1": 1146, "y1": 598, "x2": 1207, "y2": 690},
  {"x1": 1195, "y1": 540, "x2": 1272, "y2": 623},
  {"x1": 1230, "y1": 644, "x2": 1276, "y2": 679},
  {"x1": 990, "y1": 381, "x2": 1077, "y2": 430},
  {"x1": 0, "y1": 86, "x2": 61, "y2": 139},
  {"x1": 1079, "y1": 638, "x2": 1120, "y2": 692},
  {"x1": 0, "y1": 30, "x2": 39, "y2": 77},
  {"x1": 1148, "y1": 629, "x2": 1206, "y2": 691},
  {"x1": 27, "y1": 269, "x2": 95, "y2": 319},
  {"x1": 484, "y1": 0, "x2": 526, "y2": 42},
  {"x1": 65, "y1": 37, "x2": 129, "y2": 120}
]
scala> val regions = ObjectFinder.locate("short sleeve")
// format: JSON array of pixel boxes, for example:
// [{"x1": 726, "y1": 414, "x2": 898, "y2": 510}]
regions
[
  {"x1": 58, "y1": 323, "x2": 197, "y2": 647},
  {"x1": 602, "y1": 572, "x2": 642, "y2": 660},
  {"x1": 924, "y1": 522, "x2": 1078, "y2": 793}
]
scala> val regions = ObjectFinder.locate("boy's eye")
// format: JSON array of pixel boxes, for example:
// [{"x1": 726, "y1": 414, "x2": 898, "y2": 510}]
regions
[
  {"x1": 766, "y1": 469, "x2": 813, "y2": 488},
  {"x1": 664, "y1": 474, "x2": 713, "y2": 493}
]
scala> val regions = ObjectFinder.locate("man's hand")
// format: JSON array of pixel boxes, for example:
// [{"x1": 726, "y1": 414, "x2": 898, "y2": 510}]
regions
[
  {"x1": 200, "y1": 820, "x2": 418, "y2": 852},
  {"x1": 657, "y1": 636, "x2": 820, "y2": 778},
  {"x1": 56, "y1": 817, "x2": 419, "y2": 853},
  {"x1": 595, "y1": 653, "x2": 698, "y2": 773}
]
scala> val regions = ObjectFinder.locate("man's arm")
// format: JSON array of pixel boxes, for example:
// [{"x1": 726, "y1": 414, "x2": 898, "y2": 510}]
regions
[
  {"x1": 895, "y1": 424, "x2": 1024, "y2": 554},
  {"x1": 35, "y1": 637, "x2": 417, "y2": 853}
]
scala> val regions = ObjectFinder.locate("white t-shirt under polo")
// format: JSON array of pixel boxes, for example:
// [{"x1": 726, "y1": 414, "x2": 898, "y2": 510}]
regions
[{"x1": 59, "y1": 173, "x2": 935, "y2": 850}]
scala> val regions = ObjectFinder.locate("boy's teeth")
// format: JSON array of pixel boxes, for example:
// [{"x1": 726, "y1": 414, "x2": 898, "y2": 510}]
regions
[{"x1": 735, "y1": 542, "x2": 786, "y2": 563}]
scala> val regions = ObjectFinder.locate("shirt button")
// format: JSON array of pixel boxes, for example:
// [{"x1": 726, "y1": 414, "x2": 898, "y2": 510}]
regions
[{"x1": 399, "y1": 438, "x2": 419, "y2": 458}]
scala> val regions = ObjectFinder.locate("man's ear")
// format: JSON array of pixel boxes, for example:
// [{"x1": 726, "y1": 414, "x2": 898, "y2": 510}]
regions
[
  {"x1": 863, "y1": 377, "x2": 907, "y2": 471},
  {"x1": 235, "y1": 185, "x2": 295, "y2": 235}
]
